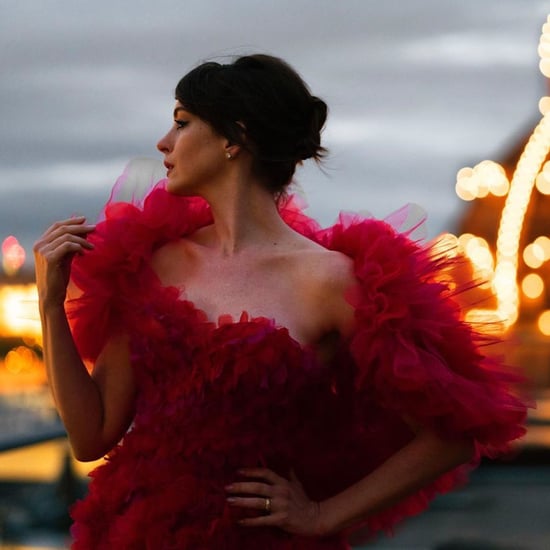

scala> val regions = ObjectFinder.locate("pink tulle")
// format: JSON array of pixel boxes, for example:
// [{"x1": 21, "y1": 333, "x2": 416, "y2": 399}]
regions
[{"x1": 65, "y1": 182, "x2": 527, "y2": 549}]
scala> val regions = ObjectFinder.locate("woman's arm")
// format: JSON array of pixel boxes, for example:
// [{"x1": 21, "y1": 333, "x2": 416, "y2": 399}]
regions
[
  {"x1": 34, "y1": 217, "x2": 135, "y2": 461},
  {"x1": 226, "y1": 428, "x2": 472, "y2": 537},
  {"x1": 318, "y1": 429, "x2": 473, "y2": 534}
]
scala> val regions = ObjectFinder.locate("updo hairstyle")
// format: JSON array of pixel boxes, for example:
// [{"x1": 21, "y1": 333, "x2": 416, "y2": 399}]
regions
[{"x1": 175, "y1": 54, "x2": 327, "y2": 195}]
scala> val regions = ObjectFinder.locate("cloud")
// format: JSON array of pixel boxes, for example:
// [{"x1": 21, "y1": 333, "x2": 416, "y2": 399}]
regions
[{"x1": 0, "y1": 0, "x2": 547, "y2": 264}]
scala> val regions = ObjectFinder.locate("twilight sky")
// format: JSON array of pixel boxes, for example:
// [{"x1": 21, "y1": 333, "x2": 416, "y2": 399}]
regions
[{"x1": 1, "y1": 0, "x2": 549, "y2": 261}]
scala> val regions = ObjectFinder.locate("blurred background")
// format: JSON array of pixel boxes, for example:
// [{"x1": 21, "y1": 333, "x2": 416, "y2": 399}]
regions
[{"x1": 2, "y1": 0, "x2": 550, "y2": 548}]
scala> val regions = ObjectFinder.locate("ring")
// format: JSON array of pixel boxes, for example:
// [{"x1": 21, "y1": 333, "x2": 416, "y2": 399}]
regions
[{"x1": 264, "y1": 497, "x2": 272, "y2": 514}]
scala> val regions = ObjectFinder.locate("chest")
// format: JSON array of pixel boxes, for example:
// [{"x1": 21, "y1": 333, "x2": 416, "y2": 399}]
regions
[
  {"x1": 152, "y1": 243, "x2": 331, "y2": 348},
  {"x1": 189, "y1": 267, "x2": 321, "y2": 345}
]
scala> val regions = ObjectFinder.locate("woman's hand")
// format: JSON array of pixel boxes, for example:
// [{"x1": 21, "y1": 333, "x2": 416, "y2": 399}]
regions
[
  {"x1": 226, "y1": 467, "x2": 325, "y2": 537},
  {"x1": 33, "y1": 216, "x2": 95, "y2": 309}
]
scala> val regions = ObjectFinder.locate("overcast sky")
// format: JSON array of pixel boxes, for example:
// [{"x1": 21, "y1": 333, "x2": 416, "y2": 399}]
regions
[{"x1": 1, "y1": 0, "x2": 549, "y2": 262}]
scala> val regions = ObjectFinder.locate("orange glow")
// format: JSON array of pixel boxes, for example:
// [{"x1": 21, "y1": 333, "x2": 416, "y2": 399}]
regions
[
  {"x1": 534, "y1": 236, "x2": 550, "y2": 259},
  {"x1": 455, "y1": 233, "x2": 495, "y2": 290},
  {"x1": 538, "y1": 310, "x2": 550, "y2": 335},
  {"x1": 0, "y1": 285, "x2": 41, "y2": 344},
  {"x1": 4, "y1": 345, "x2": 42, "y2": 374},
  {"x1": 523, "y1": 243, "x2": 546, "y2": 268},
  {"x1": 522, "y1": 273, "x2": 545, "y2": 299},
  {"x1": 536, "y1": 161, "x2": 550, "y2": 194}
]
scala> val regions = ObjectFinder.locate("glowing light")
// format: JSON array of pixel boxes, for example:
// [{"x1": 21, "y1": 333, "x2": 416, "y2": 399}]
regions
[
  {"x1": 534, "y1": 236, "x2": 550, "y2": 259},
  {"x1": 455, "y1": 168, "x2": 477, "y2": 201},
  {"x1": 535, "y1": 171, "x2": 550, "y2": 194},
  {"x1": 523, "y1": 243, "x2": 546, "y2": 268},
  {"x1": 489, "y1": 18, "x2": 550, "y2": 327},
  {"x1": 522, "y1": 273, "x2": 545, "y2": 299},
  {"x1": 539, "y1": 96, "x2": 550, "y2": 115},
  {"x1": 454, "y1": 234, "x2": 496, "y2": 291},
  {"x1": 538, "y1": 310, "x2": 550, "y2": 335},
  {"x1": 430, "y1": 233, "x2": 460, "y2": 261},
  {"x1": 457, "y1": 233, "x2": 476, "y2": 248},
  {"x1": 0, "y1": 285, "x2": 41, "y2": 344},
  {"x1": 455, "y1": 161, "x2": 509, "y2": 201},
  {"x1": 4, "y1": 346, "x2": 42, "y2": 374},
  {"x1": 1, "y1": 236, "x2": 26, "y2": 276},
  {"x1": 540, "y1": 19, "x2": 550, "y2": 77}
]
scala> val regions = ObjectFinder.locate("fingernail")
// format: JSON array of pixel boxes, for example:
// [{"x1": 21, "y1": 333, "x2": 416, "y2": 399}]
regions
[
  {"x1": 225, "y1": 484, "x2": 234, "y2": 490},
  {"x1": 226, "y1": 497, "x2": 236, "y2": 504}
]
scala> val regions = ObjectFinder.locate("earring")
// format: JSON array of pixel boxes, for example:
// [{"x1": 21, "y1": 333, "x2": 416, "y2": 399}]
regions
[{"x1": 226, "y1": 152, "x2": 233, "y2": 160}]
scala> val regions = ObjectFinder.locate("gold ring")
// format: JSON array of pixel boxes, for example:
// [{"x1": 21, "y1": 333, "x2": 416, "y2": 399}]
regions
[{"x1": 264, "y1": 497, "x2": 272, "y2": 514}]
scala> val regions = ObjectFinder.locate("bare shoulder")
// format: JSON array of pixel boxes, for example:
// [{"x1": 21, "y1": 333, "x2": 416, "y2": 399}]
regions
[
  {"x1": 293, "y1": 239, "x2": 355, "y2": 288},
  {"x1": 293, "y1": 242, "x2": 356, "y2": 336},
  {"x1": 150, "y1": 238, "x2": 193, "y2": 286}
]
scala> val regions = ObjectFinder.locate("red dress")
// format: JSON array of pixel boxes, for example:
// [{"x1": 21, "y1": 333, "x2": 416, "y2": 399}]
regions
[{"x1": 65, "y1": 179, "x2": 527, "y2": 549}]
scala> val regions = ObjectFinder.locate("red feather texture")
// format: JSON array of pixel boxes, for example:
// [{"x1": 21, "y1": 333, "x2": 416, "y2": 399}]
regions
[{"x1": 65, "y1": 182, "x2": 528, "y2": 549}]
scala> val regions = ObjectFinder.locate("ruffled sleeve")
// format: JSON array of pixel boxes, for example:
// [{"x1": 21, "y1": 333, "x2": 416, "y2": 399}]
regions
[
  {"x1": 318, "y1": 212, "x2": 528, "y2": 536},
  {"x1": 338, "y1": 217, "x2": 526, "y2": 450},
  {"x1": 65, "y1": 182, "x2": 212, "y2": 364}
]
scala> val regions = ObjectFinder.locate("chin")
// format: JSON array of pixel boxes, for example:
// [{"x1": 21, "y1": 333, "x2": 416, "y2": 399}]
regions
[{"x1": 165, "y1": 179, "x2": 201, "y2": 198}]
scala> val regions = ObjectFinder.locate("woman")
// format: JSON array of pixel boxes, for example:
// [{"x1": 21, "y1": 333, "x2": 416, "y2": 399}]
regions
[{"x1": 34, "y1": 54, "x2": 526, "y2": 549}]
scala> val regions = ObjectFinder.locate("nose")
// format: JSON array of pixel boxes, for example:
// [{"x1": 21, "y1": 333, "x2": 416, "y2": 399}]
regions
[{"x1": 157, "y1": 131, "x2": 172, "y2": 154}]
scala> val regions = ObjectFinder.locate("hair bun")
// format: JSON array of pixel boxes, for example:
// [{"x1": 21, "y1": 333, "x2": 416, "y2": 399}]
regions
[
  {"x1": 311, "y1": 96, "x2": 328, "y2": 133},
  {"x1": 294, "y1": 96, "x2": 328, "y2": 161}
]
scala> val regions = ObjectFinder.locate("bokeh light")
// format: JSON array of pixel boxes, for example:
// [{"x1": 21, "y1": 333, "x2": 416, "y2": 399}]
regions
[
  {"x1": 522, "y1": 273, "x2": 545, "y2": 299},
  {"x1": 523, "y1": 242, "x2": 546, "y2": 268},
  {"x1": 455, "y1": 161, "x2": 509, "y2": 201},
  {"x1": 0, "y1": 285, "x2": 41, "y2": 344},
  {"x1": 538, "y1": 310, "x2": 550, "y2": 335},
  {"x1": 2, "y1": 236, "x2": 26, "y2": 276}
]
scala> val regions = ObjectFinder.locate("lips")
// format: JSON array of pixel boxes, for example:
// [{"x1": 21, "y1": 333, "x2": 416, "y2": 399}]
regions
[{"x1": 164, "y1": 161, "x2": 174, "y2": 175}]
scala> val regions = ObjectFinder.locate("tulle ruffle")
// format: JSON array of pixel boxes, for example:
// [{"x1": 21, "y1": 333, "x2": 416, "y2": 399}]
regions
[{"x1": 66, "y1": 178, "x2": 527, "y2": 547}]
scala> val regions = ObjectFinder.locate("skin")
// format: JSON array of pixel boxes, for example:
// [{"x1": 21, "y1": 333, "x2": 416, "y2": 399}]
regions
[{"x1": 34, "y1": 100, "x2": 473, "y2": 539}]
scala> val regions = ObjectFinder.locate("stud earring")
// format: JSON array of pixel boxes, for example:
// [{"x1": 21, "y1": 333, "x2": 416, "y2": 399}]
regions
[{"x1": 226, "y1": 152, "x2": 233, "y2": 160}]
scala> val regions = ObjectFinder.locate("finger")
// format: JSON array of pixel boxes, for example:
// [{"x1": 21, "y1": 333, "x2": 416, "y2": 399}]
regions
[
  {"x1": 238, "y1": 513, "x2": 286, "y2": 528},
  {"x1": 238, "y1": 468, "x2": 285, "y2": 485},
  {"x1": 226, "y1": 496, "x2": 271, "y2": 511},
  {"x1": 50, "y1": 233, "x2": 95, "y2": 250},
  {"x1": 36, "y1": 231, "x2": 95, "y2": 256},
  {"x1": 39, "y1": 242, "x2": 90, "y2": 265},
  {"x1": 42, "y1": 218, "x2": 95, "y2": 240},
  {"x1": 225, "y1": 481, "x2": 272, "y2": 497},
  {"x1": 44, "y1": 224, "x2": 96, "y2": 243},
  {"x1": 40, "y1": 235, "x2": 94, "y2": 258}
]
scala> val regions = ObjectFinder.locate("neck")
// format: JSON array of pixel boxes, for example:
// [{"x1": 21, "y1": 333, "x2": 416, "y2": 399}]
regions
[{"x1": 200, "y1": 178, "x2": 290, "y2": 256}]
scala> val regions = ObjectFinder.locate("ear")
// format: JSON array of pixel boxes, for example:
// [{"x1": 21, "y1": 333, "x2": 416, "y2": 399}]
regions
[
  {"x1": 224, "y1": 121, "x2": 247, "y2": 159},
  {"x1": 224, "y1": 142, "x2": 242, "y2": 160}
]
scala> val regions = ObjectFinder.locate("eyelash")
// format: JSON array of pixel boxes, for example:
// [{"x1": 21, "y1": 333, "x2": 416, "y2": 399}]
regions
[{"x1": 174, "y1": 120, "x2": 188, "y2": 130}]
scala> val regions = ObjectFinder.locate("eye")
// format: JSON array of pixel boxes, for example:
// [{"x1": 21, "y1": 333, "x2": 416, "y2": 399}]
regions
[{"x1": 174, "y1": 119, "x2": 188, "y2": 130}]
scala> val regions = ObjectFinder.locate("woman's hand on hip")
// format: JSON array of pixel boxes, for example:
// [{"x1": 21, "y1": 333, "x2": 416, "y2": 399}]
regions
[
  {"x1": 226, "y1": 467, "x2": 326, "y2": 537},
  {"x1": 33, "y1": 216, "x2": 95, "y2": 309}
]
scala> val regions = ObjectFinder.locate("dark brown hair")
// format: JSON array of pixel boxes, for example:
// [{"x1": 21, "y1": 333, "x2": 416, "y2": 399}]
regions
[{"x1": 175, "y1": 54, "x2": 327, "y2": 194}]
